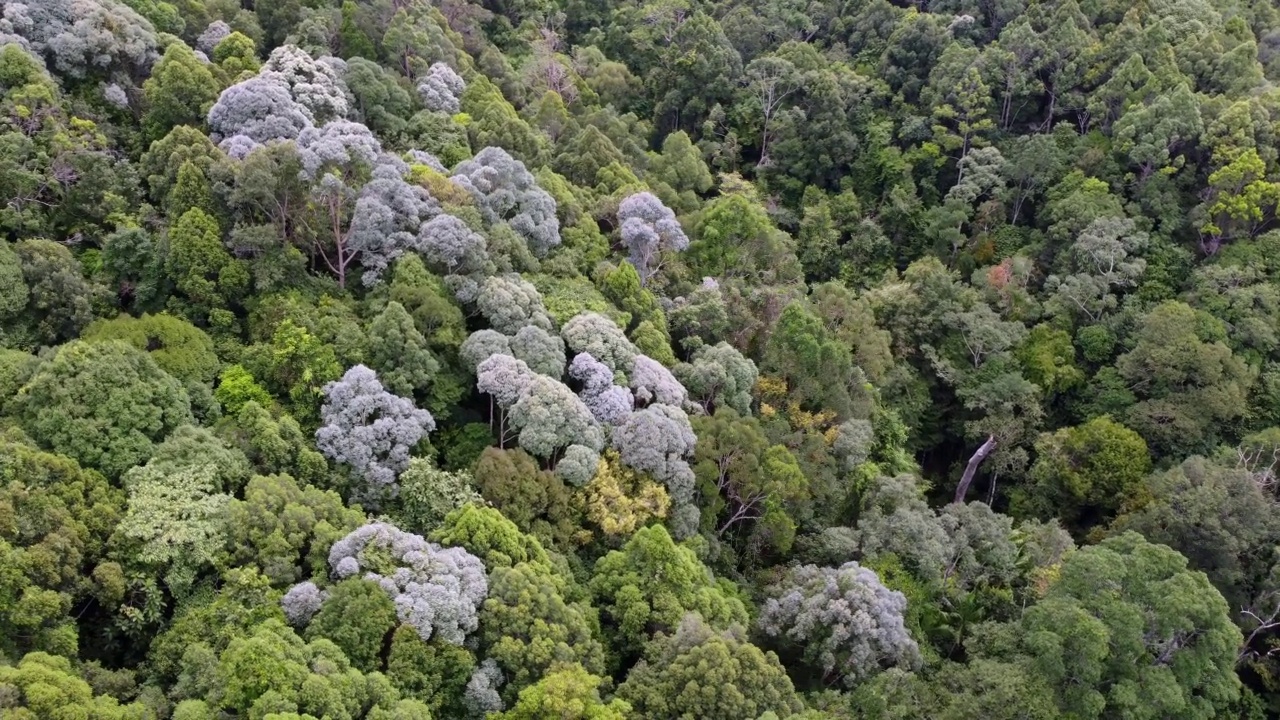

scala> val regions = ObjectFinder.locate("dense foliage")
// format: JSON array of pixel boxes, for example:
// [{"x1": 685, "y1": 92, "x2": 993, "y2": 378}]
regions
[{"x1": 2, "y1": 0, "x2": 1280, "y2": 716}]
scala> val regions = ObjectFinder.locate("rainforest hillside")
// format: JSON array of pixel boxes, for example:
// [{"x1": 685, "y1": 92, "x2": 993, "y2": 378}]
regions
[{"x1": 2, "y1": 0, "x2": 1280, "y2": 717}]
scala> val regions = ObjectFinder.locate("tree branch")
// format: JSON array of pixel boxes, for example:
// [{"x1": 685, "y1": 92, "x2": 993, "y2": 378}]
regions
[{"x1": 954, "y1": 434, "x2": 997, "y2": 504}]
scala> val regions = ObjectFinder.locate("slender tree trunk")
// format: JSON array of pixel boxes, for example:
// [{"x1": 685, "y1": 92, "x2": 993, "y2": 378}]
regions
[{"x1": 954, "y1": 435, "x2": 997, "y2": 504}]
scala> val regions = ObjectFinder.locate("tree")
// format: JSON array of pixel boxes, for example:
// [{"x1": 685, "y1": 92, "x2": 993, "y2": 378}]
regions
[
  {"x1": 555, "y1": 125, "x2": 631, "y2": 190},
  {"x1": 619, "y1": 190, "x2": 691, "y2": 285},
  {"x1": 137, "y1": 424, "x2": 252, "y2": 493},
  {"x1": 674, "y1": 342, "x2": 757, "y2": 415},
  {"x1": 762, "y1": 300, "x2": 856, "y2": 418},
  {"x1": 688, "y1": 193, "x2": 795, "y2": 280},
  {"x1": 142, "y1": 41, "x2": 218, "y2": 142},
  {"x1": 472, "y1": 447, "x2": 579, "y2": 548},
  {"x1": 618, "y1": 614, "x2": 804, "y2": 720},
  {"x1": 0, "y1": 433, "x2": 125, "y2": 659},
  {"x1": 508, "y1": 374, "x2": 605, "y2": 461},
  {"x1": 509, "y1": 325, "x2": 566, "y2": 378},
  {"x1": 477, "y1": 561, "x2": 607, "y2": 700},
  {"x1": 451, "y1": 147, "x2": 561, "y2": 256},
  {"x1": 1111, "y1": 456, "x2": 1280, "y2": 613},
  {"x1": 562, "y1": 313, "x2": 639, "y2": 377},
  {"x1": 367, "y1": 301, "x2": 442, "y2": 400},
  {"x1": 0, "y1": 652, "x2": 147, "y2": 719},
  {"x1": 83, "y1": 313, "x2": 219, "y2": 385},
  {"x1": 1044, "y1": 217, "x2": 1148, "y2": 324},
  {"x1": 315, "y1": 365, "x2": 436, "y2": 502},
  {"x1": 343, "y1": 57, "x2": 413, "y2": 138},
  {"x1": 492, "y1": 664, "x2": 630, "y2": 720},
  {"x1": 938, "y1": 501, "x2": 1019, "y2": 591},
  {"x1": 569, "y1": 353, "x2": 635, "y2": 425},
  {"x1": 630, "y1": 355, "x2": 688, "y2": 408},
  {"x1": 17, "y1": 340, "x2": 193, "y2": 479},
  {"x1": 458, "y1": 76, "x2": 545, "y2": 164},
  {"x1": 691, "y1": 408, "x2": 808, "y2": 551},
  {"x1": 324, "y1": 522, "x2": 488, "y2": 644},
  {"x1": 0, "y1": 0, "x2": 159, "y2": 79},
  {"x1": 430, "y1": 504, "x2": 551, "y2": 572},
  {"x1": 390, "y1": 458, "x2": 482, "y2": 536},
  {"x1": 583, "y1": 451, "x2": 670, "y2": 537},
  {"x1": 1112, "y1": 82, "x2": 1202, "y2": 183},
  {"x1": 416, "y1": 213, "x2": 491, "y2": 277},
  {"x1": 610, "y1": 404, "x2": 699, "y2": 536},
  {"x1": 1195, "y1": 148, "x2": 1280, "y2": 256},
  {"x1": 213, "y1": 618, "x2": 414, "y2": 718},
  {"x1": 418, "y1": 62, "x2": 466, "y2": 114},
  {"x1": 290, "y1": 121, "x2": 389, "y2": 288},
  {"x1": 8, "y1": 239, "x2": 103, "y2": 350},
  {"x1": 164, "y1": 207, "x2": 240, "y2": 322},
  {"x1": 855, "y1": 474, "x2": 951, "y2": 583},
  {"x1": 223, "y1": 472, "x2": 365, "y2": 588},
  {"x1": 166, "y1": 160, "x2": 217, "y2": 221},
  {"x1": 758, "y1": 561, "x2": 921, "y2": 687},
  {"x1": 112, "y1": 463, "x2": 231, "y2": 600},
  {"x1": 304, "y1": 578, "x2": 398, "y2": 672},
  {"x1": 995, "y1": 532, "x2": 1241, "y2": 719},
  {"x1": 1015, "y1": 416, "x2": 1150, "y2": 533},
  {"x1": 386, "y1": 625, "x2": 476, "y2": 717},
  {"x1": 647, "y1": 130, "x2": 713, "y2": 212},
  {"x1": 590, "y1": 524, "x2": 748, "y2": 656},
  {"x1": 207, "y1": 75, "x2": 313, "y2": 152},
  {"x1": 1115, "y1": 301, "x2": 1252, "y2": 455},
  {"x1": 260, "y1": 44, "x2": 350, "y2": 124},
  {"x1": 476, "y1": 275, "x2": 554, "y2": 335}
]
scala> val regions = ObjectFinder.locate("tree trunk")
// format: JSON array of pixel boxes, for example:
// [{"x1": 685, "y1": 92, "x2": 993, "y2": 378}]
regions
[{"x1": 954, "y1": 435, "x2": 997, "y2": 504}]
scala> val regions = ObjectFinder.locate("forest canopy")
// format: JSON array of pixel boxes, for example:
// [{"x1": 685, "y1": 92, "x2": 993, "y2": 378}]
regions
[{"x1": 2, "y1": 0, "x2": 1280, "y2": 717}]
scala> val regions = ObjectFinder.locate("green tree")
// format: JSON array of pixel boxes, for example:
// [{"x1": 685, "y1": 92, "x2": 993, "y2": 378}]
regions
[
  {"x1": 7, "y1": 239, "x2": 103, "y2": 350},
  {"x1": 144, "y1": 568, "x2": 286, "y2": 685},
  {"x1": 647, "y1": 130, "x2": 713, "y2": 212},
  {"x1": 430, "y1": 504, "x2": 551, "y2": 572},
  {"x1": 493, "y1": 664, "x2": 631, "y2": 720},
  {"x1": 691, "y1": 408, "x2": 808, "y2": 555},
  {"x1": 617, "y1": 613, "x2": 804, "y2": 720},
  {"x1": 305, "y1": 578, "x2": 399, "y2": 673},
  {"x1": 1016, "y1": 325, "x2": 1084, "y2": 398},
  {"x1": 216, "y1": 401, "x2": 330, "y2": 484},
  {"x1": 17, "y1": 340, "x2": 193, "y2": 479},
  {"x1": 987, "y1": 532, "x2": 1241, "y2": 719},
  {"x1": 386, "y1": 625, "x2": 474, "y2": 717},
  {"x1": 366, "y1": 301, "x2": 441, "y2": 404},
  {"x1": 1014, "y1": 416, "x2": 1150, "y2": 533},
  {"x1": 82, "y1": 313, "x2": 220, "y2": 385},
  {"x1": 241, "y1": 320, "x2": 343, "y2": 425},
  {"x1": 164, "y1": 207, "x2": 242, "y2": 324},
  {"x1": 222, "y1": 473, "x2": 365, "y2": 587},
  {"x1": 478, "y1": 561, "x2": 607, "y2": 700},
  {"x1": 0, "y1": 652, "x2": 147, "y2": 720},
  {"x1": 1115, "y1": 301, "x2": 1253, "y2": 455},
  {"x1": 142, "y1": 41, "x2": 219, "y2": 142},
  {"x1": 459, "y1": 75, "x2": 546, "y2": 165},
  {"x1": 166, "y1": 160, "x2": 216, "y2": 221},
  {"x1": 761, "y1": 300, "x2": 857, "y2": 419},
  {"x1": 338, "y1": 0, "x2": 377, "y2": 60},
  {"x1": 1112, "y1": 456, "x2": 1280, "y2": 612},
  {"x1": 589, "y1": 524, "x2": 748, "y2": 657},
  {"x1": 472, "y1": 447, "x2": 580, "y2": 550},
  {"x1": 111, "y1": 463, "x2": 230, "y2": 600},
  {"x1": 0, "y1": 433, "x2": 125, "y2": 659},
  {"x1": 388, "y1": 458, "x2": 481, "y2": 536},
  {"x1": 215, "y1": 618, "x2": 407, "y2": 718}
]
